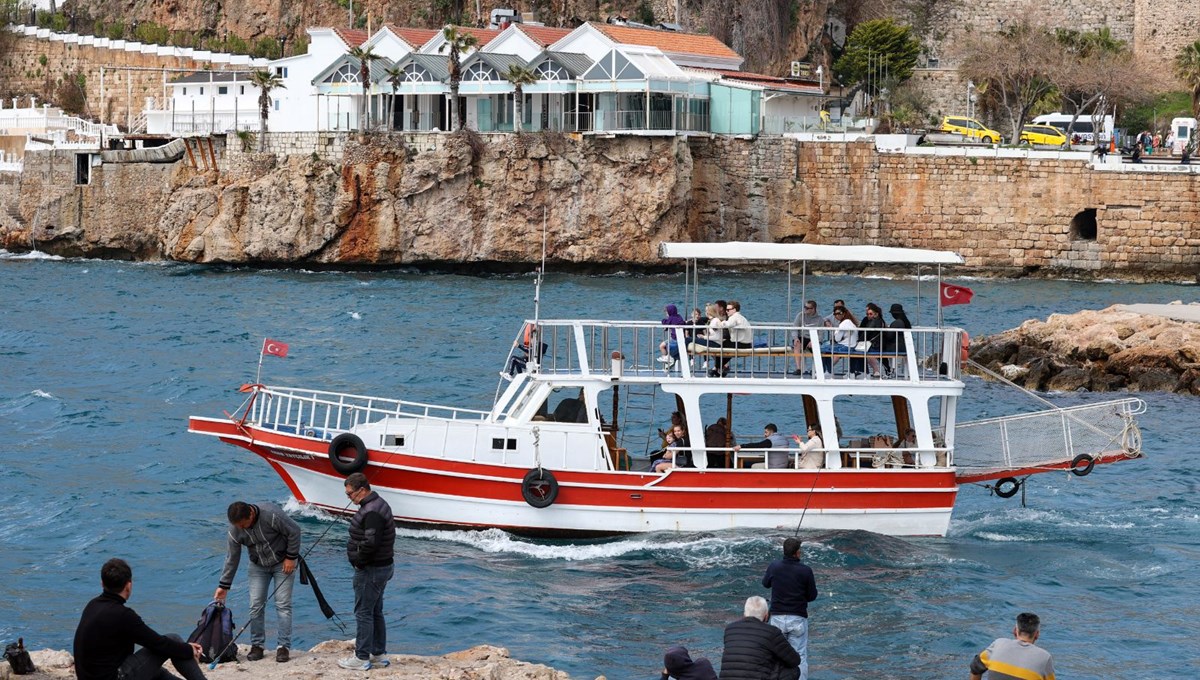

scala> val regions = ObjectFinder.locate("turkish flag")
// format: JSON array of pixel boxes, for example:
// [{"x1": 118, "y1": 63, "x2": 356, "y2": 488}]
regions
[
  {"x1": 940, "y1": 282, "x2": 974, "y2": 306},
  {"x1": 262, "y1": 338, "x2": 289, "y2": 358}
]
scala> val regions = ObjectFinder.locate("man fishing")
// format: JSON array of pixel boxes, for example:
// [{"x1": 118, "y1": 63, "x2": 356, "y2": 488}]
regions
[{"x1": 214, "y1": 501, "x2": 301, "y2": 663}]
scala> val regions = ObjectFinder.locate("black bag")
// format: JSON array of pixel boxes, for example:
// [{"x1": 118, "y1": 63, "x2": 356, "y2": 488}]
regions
[
  {"x1": 186, "y1": 601, "x2": 238, "y2": 664},
  {"x1": 4, "y1": 638, "x2": 36, "y2": 675}
]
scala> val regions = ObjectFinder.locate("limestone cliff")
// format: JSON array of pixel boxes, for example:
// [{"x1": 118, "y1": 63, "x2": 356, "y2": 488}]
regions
[{"x1": 3, "y1": 133, "x2": 694, "y2": 266}]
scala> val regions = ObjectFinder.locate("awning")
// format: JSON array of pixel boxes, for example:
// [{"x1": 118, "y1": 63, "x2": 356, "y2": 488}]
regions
[{"x1": 658, "y1": 241, "x2": 964, "y2": 265}]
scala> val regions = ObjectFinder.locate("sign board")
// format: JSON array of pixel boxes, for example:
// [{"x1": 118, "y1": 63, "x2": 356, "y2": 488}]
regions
[{"x1": 790, "y1": 61, "x2": 813, "y2": 79}]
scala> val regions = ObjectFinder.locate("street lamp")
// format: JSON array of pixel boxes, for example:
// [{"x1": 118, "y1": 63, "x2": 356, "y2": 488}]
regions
[
  {"x1": 277, "y1": 35, "x2": 287, "y2": 59},
  {"x1": 967, "y1": 80, "x2": 976, "y2": 119}
]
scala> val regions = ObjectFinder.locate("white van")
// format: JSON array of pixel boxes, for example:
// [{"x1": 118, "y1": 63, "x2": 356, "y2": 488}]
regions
[
  {"x1": 1031, "y1": 112, "x2": 1114, "y2": 144},
  {"x1": 1170, "y1": 117, "x2": 1197, "y2": 155}
]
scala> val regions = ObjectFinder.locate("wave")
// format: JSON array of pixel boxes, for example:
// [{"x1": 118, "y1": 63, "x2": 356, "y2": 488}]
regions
[{"x1": 0, "y1": 249, "x2": 64, "y2": 261}]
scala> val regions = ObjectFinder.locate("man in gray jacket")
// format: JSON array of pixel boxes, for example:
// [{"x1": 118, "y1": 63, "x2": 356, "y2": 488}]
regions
[{"x1": 213, "y1": 501, "x2": 301, "y2": 663}]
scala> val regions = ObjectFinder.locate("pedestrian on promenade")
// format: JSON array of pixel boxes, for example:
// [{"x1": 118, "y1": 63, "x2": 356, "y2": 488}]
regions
[
  {"x1": 969, "y1": 612, "x2": 1055, "y2": 680},
  {"x1": 214, "y1": 501, "x2": 301, "y2": 663},
  {"x1": 74, "y1": 558, "x2": 208, "y2": 680},
  {"x1": 338, "y1": 472, "x2": 396, "y2": 671},
  {"x1": 761, "y1": 537, "x2": 818, "y2": 680},
  {"x1": 719, "y1": 595, "x2": 801, "y2": 680}
]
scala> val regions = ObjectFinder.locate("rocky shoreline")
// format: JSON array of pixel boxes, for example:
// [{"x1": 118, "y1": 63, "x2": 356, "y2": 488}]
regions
[
  {"x1": 968, "y1": 303, "x2": 1200, "y2": 394},
  {"x1": 9, "y1": 642, "x2": 578, "y2": 680}
]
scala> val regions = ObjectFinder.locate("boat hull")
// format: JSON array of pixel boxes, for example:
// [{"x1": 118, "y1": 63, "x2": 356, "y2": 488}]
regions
[{"x1": 191, "y1": 417, "x2": 959, "y2": 537}]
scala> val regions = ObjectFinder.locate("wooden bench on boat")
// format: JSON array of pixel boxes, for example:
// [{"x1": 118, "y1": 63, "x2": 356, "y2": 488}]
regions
[{"x1": 684, "y1": 342, "x2": 908, "y2": 361}]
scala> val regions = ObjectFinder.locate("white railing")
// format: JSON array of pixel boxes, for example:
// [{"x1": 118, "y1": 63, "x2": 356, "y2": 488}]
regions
[
  {"x1": 954, "y1": 397, "x2": 1145, "y2": 474},
  {"x1": 665, "y1": 444, "x2": 951, "y2": 470},
  {"x1": 247, "y1": 385, "x2": 490, "y2": 439},
  {"x1": 509, "y1": 320, "x2": 965, "y2": 382}
]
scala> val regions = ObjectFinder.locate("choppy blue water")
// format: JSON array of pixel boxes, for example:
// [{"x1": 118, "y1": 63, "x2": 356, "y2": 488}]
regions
[{"x1": 1, "y1": 252, "x2": 1198, "y2": 679}]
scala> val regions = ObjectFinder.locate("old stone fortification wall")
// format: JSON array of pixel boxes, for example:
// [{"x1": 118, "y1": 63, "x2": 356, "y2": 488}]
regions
[
  {"x1": 1, "y1": 32, "x2": 251, "y2": 129},
  {"x1": 4, "y1": 135, "x2": 1199, "y2": 280}
]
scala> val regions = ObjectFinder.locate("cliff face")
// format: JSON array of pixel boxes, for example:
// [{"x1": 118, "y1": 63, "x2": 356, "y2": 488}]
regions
[{"x1": 3, "y1": 133, "x2": 695, "y2": 266}]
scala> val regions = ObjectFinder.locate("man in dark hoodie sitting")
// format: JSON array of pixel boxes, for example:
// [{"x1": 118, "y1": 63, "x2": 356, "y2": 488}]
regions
[
  {"x1": 74, "y1": 558, "x2": 208, "y2": 680},
  {"x1": 719, "y1": 596, "x2": 801, "y2": 680}
]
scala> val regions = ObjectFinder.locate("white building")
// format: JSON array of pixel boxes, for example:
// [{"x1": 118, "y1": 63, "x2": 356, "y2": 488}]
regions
[{"x1": 144, "y1": 71, "x2": 260, "y2": 135}]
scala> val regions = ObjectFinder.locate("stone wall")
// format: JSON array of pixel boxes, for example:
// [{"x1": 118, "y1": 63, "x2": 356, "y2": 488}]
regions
[
  {"x1": 5, "y1": 133, "x2": 1200, "y2": 281},
  {"x1": 1, "y1": 31, "x2": 254, "y2": 130}
]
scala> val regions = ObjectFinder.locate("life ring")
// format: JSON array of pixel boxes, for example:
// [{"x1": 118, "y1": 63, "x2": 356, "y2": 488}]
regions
[
  {"x1": 328, "y1": 433, "x2": 368, "y2": 475},
  {"x1": 521, "y1": 468, "x2": 559, "y2": 508},
  {"x1": 1070, "y1": 453, "x2": 1095, "y2": 477},
  {"x1": 994, "y1": 477, "x2": 1021, "y2": 498},
  {"x1": 961, "y1": 331, "x2": 970, "y2": 362}
]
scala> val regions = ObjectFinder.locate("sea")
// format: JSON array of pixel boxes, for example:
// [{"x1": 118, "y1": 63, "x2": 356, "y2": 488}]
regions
[{"x1": 1, "y1": 252, "x2": 1198, "y2": 679}]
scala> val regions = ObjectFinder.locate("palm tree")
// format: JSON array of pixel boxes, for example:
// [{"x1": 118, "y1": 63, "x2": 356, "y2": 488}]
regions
[
  {"x1": 1175, "y1": 40, "x2": 1200, "y2": 116},
  {"x1": 439, "y1": 25, "x2": 479, "y2": 131},
  {"x1": 346, "y1": 45, "x2": 381, "y2": 132},
  {"x1": 249, "y1": 70, "x2": 285, "y2": 152},
  {"x1": 383, "y1": 64, "x2": 404, "y2": 132},
  {"x1": 502, "y1": 64, "x2": 538, "y2": 133}
]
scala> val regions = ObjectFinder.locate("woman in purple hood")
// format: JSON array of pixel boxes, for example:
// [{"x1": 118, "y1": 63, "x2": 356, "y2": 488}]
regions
[
  {"x1": 661, "y1": 645, "x2": 717, "y2": 680},
  {"x1": 657, "y1": 304, "x2": 686, "y2": 367}
]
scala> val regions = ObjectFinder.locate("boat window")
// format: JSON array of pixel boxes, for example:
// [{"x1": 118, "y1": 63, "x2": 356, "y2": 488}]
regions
[
  {"x1": 491, "y1": 437, "x2": 518, "y2": 450},
  {"x1": 831, "y1": 394, "x2": 913, "y2": 448},
  {"x1": 383, "y1": 434, "x2": 405, "y2": 447},
  {"x1": 533, "y1": 386, "x2": 590, "y2": 424},
  {"x1": 698, "y1": 392, "x2": 818, "y2": 468}
]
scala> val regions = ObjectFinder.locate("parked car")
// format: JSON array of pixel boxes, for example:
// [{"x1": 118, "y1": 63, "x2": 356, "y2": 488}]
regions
[
  {"x1": 938, "y1": 116, "x2": 1001, "y2": 144},
  {"x1": 1019, "y1": 124, "x2": 1068, "y2": 146}
]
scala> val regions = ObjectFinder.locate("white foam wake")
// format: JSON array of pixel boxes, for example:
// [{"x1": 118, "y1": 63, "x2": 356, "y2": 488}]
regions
[{"x1": 0, "y1": 249, "x2": 63, "y2": 261}]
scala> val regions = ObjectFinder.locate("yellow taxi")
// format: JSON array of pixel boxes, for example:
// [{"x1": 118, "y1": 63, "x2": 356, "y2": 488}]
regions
[
  {"x1": 938, "y1": 116, "x2": 1001, "y2": 144},
  {"x1": 1019, "y1": 124, "x2": 1068, "y2": 147}
]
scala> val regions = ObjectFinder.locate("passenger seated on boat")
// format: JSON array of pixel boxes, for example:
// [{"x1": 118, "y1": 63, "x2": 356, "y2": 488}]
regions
[
  {"x1": 505, "y1": 323, "x2": 548, "y2": 376},
  {"x1": 895, "y1": 428, "x2": 917, "y2": 466},
  {"x1": 819, "y1": 307, "x2": 858, "y2": 374},
  {"x1": 704, "y1": 417, "x2": 731, "y2": 468},
  {"x1": 791, "y1": 300, "x2": 822, "y2": 375},
  {"x1": 790, "y1": 425, "x2": 824, "y2": 469},
  {"x1": 652, "y1": 426, "x2": 691, "y2": 472},
  {"x1": 657, "y1": 304, "x2": 685, "y2": 367},
  {"x1": 734, "y1": 423, "x2": 791, "y2": 469},
  {"x1": 710, "y1": 301, "x2": 753, "y2": 377},
  {"x1": 882, "y1": 304, "x2": 912, "y2": 376},
  {"x1": 551, "y1": 395, "x2": 588, "y2": 423},
  {"x1": 857, "y1": 303, "x2": 886, "y2": 376}
]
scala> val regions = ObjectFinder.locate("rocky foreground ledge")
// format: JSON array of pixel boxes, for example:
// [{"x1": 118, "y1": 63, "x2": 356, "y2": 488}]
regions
[
  {"x1": 968, "y1": 303, "x2": 1200, "y2": 394},
  {"x1": 10, "y1": 642, "x2": 581, "y2": 680}
]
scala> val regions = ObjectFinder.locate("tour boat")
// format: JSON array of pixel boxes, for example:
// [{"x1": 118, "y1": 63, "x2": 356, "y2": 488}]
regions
[{"x1": 189, "y1": 243, "x2": 1145, "y2": 537}]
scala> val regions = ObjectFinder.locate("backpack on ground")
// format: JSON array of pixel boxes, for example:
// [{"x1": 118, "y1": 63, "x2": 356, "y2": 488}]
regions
[
  {"x1": 4, "y1": 637, "x2": 36, "y2": 675},
  {"x1": 186, "y1": 601, "x2": 238, "y2": 664}
]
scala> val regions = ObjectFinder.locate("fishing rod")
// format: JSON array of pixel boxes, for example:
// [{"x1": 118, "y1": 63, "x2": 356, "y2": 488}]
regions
[{"x1": 792, "y1": 465, "x2": 822, "y2": 536}]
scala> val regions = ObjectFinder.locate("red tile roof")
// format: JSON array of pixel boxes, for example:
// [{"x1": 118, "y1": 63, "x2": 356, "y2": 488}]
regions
[
  {"x1": 332, "y1": 27, "x2": 370, "y2": 49},
  {"x1": 454, "y1": 26, "x2": 502, "y2": 47},
  {"x1": 591, "y1": 22, "x2": 740, "y2": 61},
  {"x1": 385, "y1": 26, "x2": 439, "y2": 49},
  {"x1": 514, "y1": 24, "x2": 573, "y2": 47}
]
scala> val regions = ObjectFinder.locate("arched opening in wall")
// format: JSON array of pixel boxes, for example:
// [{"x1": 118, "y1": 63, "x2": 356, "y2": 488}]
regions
[{"x1": 1070, "y1": 208, "x2": 1097, "y2": 241}]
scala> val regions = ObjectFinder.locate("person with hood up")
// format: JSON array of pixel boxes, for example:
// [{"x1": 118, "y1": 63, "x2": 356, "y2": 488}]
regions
[
  {"x1": 658, "y1": 304, "x2": 686, "y2": 369},
  {"x1": 660, "y1": 645, "x2": 717, "y2": 680}
]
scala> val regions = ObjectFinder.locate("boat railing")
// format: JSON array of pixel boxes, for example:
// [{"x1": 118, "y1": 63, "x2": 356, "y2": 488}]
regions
[
  {"x1": 667, "y1": 445, "x2": 952, "y2": 469},
  {"x1": 248, "y1": 385, "x2": 490, "y2": 437},
  {"x1": 517, "y1": 321, "x2": 964, "y2": 382},
  {"x1": 953, "y1": 397, "x2": 1145, "y2": 474}
]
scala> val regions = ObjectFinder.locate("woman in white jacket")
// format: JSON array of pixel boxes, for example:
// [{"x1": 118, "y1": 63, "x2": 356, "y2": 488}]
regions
[{"x1": 819, "y1": 306, "x2": 858, "y2": 374}]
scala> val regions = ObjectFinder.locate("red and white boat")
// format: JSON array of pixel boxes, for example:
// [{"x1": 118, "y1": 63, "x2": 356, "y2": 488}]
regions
[{"x1": 189, "y1": 243, "x2": 1145, "y2": 537}]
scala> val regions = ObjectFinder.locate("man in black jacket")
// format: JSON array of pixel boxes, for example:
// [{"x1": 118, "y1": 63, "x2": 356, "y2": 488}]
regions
[
  {"x1": 719, "y1": 596, "x2": 801, "y2": 680},
  {"x1": 73, "y1": 558, "x2": 208, "y2": 680},
  {"x1": 337, "y1": 472, "x2": 396, "y2": 671},
  {"x1": 762, "y1": 538, "x2": 818, "y2": 680}
]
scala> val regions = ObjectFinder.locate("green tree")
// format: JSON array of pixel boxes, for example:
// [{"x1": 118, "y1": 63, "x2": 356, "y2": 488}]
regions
[
  {"x1": 346, "y1": 45, "x2": 381, "y2": 133},
  {"x1": 502, "y1": 64, "x2": 538, "y2": 133},
  {"x1": 439, "y1": 25, "x2": 479, "y2": 131},
  {"x1": 1175, "y1": 40, "x2": 1200, "y2": 116},
  {"x1": 833, "y1": 18, "x2": 921, "y2": 98},
  {"x1": 959, "y1": 17, "x2": 1061, "y2": 143},
  {"x1": 249, "y1": 70, "x2": 285, "y2": 152},
  {"x1": 383, "y1": 64, "x2": 404, "y2": 131}
]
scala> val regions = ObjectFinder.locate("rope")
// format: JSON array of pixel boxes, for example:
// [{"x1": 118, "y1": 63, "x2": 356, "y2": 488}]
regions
[{"x1": 532, "y1": 426, "x2": 542, "y2": 471}]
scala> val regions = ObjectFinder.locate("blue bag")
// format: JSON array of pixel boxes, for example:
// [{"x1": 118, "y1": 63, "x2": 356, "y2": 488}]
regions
[{"x1": 186, "y1": 601, "x2": 238, "y2": 664}]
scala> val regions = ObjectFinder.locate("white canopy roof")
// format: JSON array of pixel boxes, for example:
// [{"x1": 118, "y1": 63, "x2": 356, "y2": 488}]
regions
[{"x1": 659, "y1": 241, "x2": 964, "y2": 265}]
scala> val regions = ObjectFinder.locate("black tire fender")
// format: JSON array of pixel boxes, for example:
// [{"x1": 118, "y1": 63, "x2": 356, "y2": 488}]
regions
[
  {"x1": 329, "y1": 433, "x2": 368, "y2": 475},
  {"x1": 521, "y1": 468, "x2": 559, "y2": 508},
  {"x1": 1070, "y1": 453, "x2": 1095, "y2": 477},
  {"x1": 994, "y1": 477, "x2": 1021, "y2": 499}
]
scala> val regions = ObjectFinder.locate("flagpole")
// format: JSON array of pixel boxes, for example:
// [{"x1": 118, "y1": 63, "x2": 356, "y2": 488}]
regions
[
  {"x1": 936, "y1": 265, "x2": 943, "y2": 328},
  {"x1": 256, "y1": 340, "x2": 266, "y2": 385}
]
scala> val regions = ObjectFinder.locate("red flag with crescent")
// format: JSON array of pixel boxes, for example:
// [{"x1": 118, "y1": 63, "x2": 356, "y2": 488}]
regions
[
  {"x1": 262, "y1": 338, "x2": 289, "y2": 358},
  {"x1": 939, "y1": 282, "x2": 974, "y2": 307}
]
